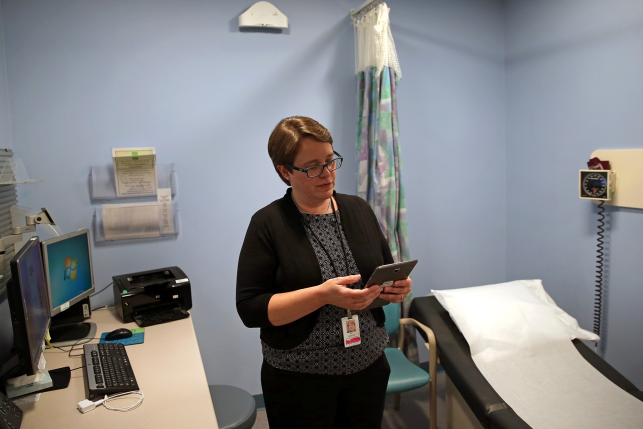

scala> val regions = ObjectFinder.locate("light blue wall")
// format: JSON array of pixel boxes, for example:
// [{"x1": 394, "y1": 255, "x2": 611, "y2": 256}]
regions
[
  {"x1": 394, "y1": 0, "x2": 507, "y2": 295},
  {"x1": 381, "y1": 0, "x2": 508, "y2": 363},
  {"x1": 506, "y1": 0, "x2": 643, "y2": 387},
  {"x1": 1, "y1": 0, "x2": 505, "y2": 395}
]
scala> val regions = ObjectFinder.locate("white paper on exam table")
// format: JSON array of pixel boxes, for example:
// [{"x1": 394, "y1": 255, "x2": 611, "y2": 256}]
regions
[{"x1": 433, "y1": 281, "x2": 643, "y2": 429}]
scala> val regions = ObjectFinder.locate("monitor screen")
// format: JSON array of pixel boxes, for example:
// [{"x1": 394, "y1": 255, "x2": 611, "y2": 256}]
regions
[
  {"x1": 41, "y1": 229, "x2": 95, "y2": 316},
  {"x1": 8, "y1": 236, "x2": 50, "y2": 376}
]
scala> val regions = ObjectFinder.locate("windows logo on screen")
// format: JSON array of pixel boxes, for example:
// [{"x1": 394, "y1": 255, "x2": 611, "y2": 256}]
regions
[{"x1": 64, "y1": 257, "x2": 78, "y2": 281}]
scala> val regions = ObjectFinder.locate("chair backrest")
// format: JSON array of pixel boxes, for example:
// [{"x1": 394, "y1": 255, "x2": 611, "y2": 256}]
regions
[{"x1": 383, "y1": 302, "x2": 401, "y2": 336}]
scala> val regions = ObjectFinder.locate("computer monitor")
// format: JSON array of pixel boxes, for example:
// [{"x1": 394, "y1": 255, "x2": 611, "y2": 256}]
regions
[
  {"x1": 4, "y1": 236, "x2": 50, "y2": 379},
  {"x1": 41, "y1": 229, "x2": 96, "y2": 346}
]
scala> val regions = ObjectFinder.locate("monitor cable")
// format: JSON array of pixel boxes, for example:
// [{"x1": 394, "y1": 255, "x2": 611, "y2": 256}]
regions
[
  {"x1": 49, "y1": 365, "x2": 85, "y2": 373},
  {"x1": 91, "y1": 282, "x2": 113, "y2": 297},
  {"x1": 45, "y1": 336, "x2": 101, "y2": 357}
]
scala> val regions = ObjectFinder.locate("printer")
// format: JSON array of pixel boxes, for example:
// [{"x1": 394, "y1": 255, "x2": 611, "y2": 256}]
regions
[{"x1": 113, "y1": 266, "x2": 192, "y2": 325}]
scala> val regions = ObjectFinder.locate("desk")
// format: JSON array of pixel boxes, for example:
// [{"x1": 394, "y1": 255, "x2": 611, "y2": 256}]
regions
[{"x1": 18, "y1": 307, "x2": 219, "y2": 429}]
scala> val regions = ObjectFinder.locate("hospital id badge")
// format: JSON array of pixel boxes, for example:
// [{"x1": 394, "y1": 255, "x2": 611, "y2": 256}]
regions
[{"x1": 341, "y1": 315, "x2": 361, "y2": 348}]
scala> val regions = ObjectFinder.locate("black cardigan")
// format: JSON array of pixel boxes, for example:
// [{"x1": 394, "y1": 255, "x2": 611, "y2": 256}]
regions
[{"x1": 236, "y1": 188, "x2": 394, "y2": 350}]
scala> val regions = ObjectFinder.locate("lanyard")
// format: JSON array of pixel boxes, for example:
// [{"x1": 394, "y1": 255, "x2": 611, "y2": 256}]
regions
[{"x1": 297, "y1": 198, "x2": 354, "y2": 319}]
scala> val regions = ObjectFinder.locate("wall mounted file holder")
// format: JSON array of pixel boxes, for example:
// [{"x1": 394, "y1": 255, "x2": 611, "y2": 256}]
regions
[
  {"x1": 0, "y1": 158, "x2": 42, "y2": 185},
  {"x1": 89, "y1": 163, "x2": 176, "y2": 201},
  {"x1": 93, "y1": 202, "x2": 179, "y2": 242}
]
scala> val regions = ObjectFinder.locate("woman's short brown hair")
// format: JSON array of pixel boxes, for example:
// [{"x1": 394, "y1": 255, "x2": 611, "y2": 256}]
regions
[{"x1": 268, "y1": 116, "x2": 333, "y2": 186}]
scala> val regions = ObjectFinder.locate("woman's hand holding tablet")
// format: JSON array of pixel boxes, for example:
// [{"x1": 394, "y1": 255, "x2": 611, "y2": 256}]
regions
[{"x1": 364, "y1": 260, "x2": 418, "y2": 309}]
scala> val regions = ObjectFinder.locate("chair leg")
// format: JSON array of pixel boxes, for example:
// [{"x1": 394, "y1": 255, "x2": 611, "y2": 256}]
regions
[
  {"x1": 396, "y1": 318, "x2": 438, "y2": 429},
  {"x1": 428, "y1": 382, "x2": 437, "y2": 429},
  {"x1": 429, "y1": 349, "x2": 437, "y2": 429},
  {"x1": 394, "y1": 393, "x2": 401, "y2": 411}
]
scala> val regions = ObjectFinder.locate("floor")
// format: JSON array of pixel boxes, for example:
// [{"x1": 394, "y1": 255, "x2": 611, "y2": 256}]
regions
[{"x1": 251, "y1": 371, "x2": 447, "y2": 429}]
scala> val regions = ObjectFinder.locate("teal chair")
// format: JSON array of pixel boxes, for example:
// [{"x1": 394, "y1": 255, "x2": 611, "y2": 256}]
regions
[{"x1": 384, "y1": 302, "x2": 437, "y2": 429}]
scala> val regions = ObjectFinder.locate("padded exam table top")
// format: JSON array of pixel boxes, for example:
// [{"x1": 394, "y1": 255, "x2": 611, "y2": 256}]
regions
[{"x1": 409, "y1": 295, "x2": 643, "y2": 429}]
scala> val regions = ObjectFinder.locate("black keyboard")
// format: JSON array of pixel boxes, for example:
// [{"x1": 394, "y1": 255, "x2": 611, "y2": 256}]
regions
[
  {"x1": 83, "y1": 343, "x2": 139, "y2": 400},
  {"x1": 133, "y1": 308, "x2": 189, "y2": 327},
  {"x1": 0, "y1": 389, "x2": 22, "y2": 429}
]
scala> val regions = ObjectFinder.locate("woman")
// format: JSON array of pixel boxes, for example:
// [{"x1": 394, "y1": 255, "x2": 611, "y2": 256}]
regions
[{"x1": 236, "y1": 116, "x2": 412, "y2": 429}]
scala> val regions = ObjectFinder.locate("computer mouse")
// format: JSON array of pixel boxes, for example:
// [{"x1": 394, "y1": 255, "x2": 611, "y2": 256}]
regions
[{"x1": 105, "y1": 328, "x2": 133, "y2": 341}]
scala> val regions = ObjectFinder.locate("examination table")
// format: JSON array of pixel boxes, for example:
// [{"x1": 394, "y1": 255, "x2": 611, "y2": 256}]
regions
[{"x1": 409, "y1": 295, "x2": 643, "y2": 429}]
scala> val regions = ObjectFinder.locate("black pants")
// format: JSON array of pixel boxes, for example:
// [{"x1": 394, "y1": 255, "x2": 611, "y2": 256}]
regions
[{"x1": 261, "y1": 353, "x2": 390, "y2": 429}]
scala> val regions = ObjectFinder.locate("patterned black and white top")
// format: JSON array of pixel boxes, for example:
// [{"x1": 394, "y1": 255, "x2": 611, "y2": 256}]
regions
[{"x1": 262, "y1": 209, "x2": 389, "y2": 375}]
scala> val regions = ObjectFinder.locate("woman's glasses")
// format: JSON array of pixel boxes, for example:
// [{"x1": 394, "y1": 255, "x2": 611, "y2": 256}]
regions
[{"x1": 287, "y1": 151, "x2": 343, "y2": 178}]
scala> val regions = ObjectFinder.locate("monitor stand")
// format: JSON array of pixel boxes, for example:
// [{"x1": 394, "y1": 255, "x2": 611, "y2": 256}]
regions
[
  {"x1": 49, "y1": 322, "x2": 97, "y2": 347},
  {"x1": 49, "y1": 298, "x2": 97, "y2": 347},
  {"x1": 4, "y1": 368, "x2": 73, "y2": 398}
]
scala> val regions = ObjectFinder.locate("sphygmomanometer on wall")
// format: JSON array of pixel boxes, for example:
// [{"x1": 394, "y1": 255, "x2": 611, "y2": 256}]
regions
[{"x1": 579, "y1": 149, "x2": 642, "y2": 348}]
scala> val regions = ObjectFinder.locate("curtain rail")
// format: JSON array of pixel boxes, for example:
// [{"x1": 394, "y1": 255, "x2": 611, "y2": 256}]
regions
[{"x1": 350, "y1": 0, "x2": 381, "y2": 20}]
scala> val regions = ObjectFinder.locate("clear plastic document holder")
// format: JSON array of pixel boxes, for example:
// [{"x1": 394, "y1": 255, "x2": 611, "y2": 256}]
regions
[
  {"x1": 89, "y1": 163, "x2": 176, "y2": 201},
  {"x1": 93, "y1": 202, "x2": 179, "y2": 242},
  {"x1": 0, "y1": 158, "x2": 43, "y2": 185}
]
